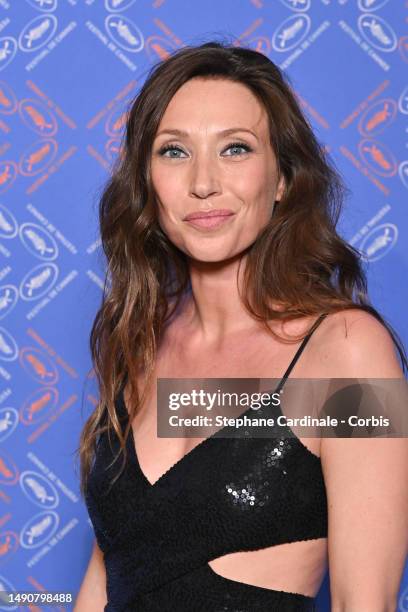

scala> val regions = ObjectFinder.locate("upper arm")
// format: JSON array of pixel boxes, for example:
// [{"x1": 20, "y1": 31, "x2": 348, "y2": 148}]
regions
[
  {"x1": 74, "y1": 539, "x2": 107, "y2": 612},
  {"x1": 320, "y1": 310, "x2": 408, "y2": 610}
]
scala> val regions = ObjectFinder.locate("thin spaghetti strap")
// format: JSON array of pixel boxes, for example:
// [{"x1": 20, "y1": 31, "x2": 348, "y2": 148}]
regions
[{"x1": 275, "y1": 313, "x2": 328, "y2": 394}]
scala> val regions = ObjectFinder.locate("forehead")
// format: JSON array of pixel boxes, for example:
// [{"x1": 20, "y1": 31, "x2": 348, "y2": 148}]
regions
[{"x1": 157, "y1": 77, "x2": 269, "y2": 135}]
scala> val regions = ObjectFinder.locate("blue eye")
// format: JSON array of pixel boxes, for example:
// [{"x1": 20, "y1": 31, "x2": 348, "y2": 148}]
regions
[
  {"x1": 157, "y1": 141, "x2": 253, "y2": 158},
  {"x1": 224, "y1": 142, "x2": 252, "y2": 156},
  {"x1": 158, "y1": 144, "x2": 186, "y2": 158}
]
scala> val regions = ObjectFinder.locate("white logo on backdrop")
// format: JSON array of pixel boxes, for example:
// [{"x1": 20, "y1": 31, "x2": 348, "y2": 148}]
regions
[
  {"x1": 358, "y1": 0, "x2": 390, "y2": 11},
  {"x1": 25, "y1": 0, "x2": 58, "y2": 12},
  {"x1": 0, "y1": 328, "x2": 18, "y2": 362},
  {"x1": 398, "y1": 86, "x2": 408, "y2": 114},
  {"x1": 359, "y1": 223, "x2": 398, "y2": 262},
  {"x1": 19, "y1": 263, "x2": 59, "y2": 300},
  {"x1": 0, "y1": 286, "x2": 18, "y2": 320},
  {"x1": 0, "y1": 37, "x2": 17, "y2": 72},
  {"x1": 20, "y1": 223, "x2": 58, "y2": 261},
  {"x1": 20, "y1": 471, "x2": 59, "y2": 509},
  {"x1": 105, "y1": 0, "x2": 137, "y2": 11},
  {"x1": 0, "y1": 576, "x2": 17, "y2": 610},
  {"x1": 0, "y1": 205, "x2": 18, "y2": 239},
  {"x1": 105, "y1": 15, "x2": 144, "y2": 52},
  {"x1": 398, "y1": 161, "x2": 408, "y2": 190},
  {"x1": 272, "y1": 14, "x2": 311, "y2": 52},
  {"x1": 18, "y1": 15, "x2": 58, "y2": 52},
  {"x1": 0, "y1": 407, "x2": 18, "y2": 441},
  {"x1": 20, "y1": 511, "x2": 59, "y2": 549},
  {"x1": 278, "y1": 0, "x2": 311, "y2": 11},
  {"x1": 357, "y1": 14, "x2": 397, "y2": 52}
]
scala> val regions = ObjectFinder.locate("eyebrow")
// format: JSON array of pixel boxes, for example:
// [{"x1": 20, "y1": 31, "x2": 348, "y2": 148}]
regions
[{"x1": 155, "y1": 127, "x2": 258, "y2": 140}]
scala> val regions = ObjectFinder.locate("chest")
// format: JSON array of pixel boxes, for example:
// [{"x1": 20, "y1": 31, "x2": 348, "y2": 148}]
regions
[{"x1": 125, "y1": 329, "x2": 322, "y2": 486}]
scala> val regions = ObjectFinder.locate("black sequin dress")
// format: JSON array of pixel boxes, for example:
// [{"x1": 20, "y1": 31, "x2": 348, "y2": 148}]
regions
[{"x1": 85, "y1": 314, "x2": 328, "y2": 611}]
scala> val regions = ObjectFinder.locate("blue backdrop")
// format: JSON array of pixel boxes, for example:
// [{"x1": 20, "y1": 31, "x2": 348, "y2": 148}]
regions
[{"x1": 0, "y1": 0, "x2": 407, "y2": 610}]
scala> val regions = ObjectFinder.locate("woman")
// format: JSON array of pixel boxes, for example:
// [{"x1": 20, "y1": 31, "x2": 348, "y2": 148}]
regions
[{"x1": 75, "y1": 42, "x2": 408, "y2": 611}]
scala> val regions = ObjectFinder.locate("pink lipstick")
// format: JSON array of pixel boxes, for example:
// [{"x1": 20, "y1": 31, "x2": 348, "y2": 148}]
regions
[{"x1": 183, "y1": 209, "x2": 235, "y2": 230}]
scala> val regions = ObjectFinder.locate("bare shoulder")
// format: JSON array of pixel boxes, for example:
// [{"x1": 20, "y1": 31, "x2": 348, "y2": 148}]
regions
[
  {"x1": 315, "y1": 310, "x2": 408, "y2": 608},
  {"x1": 313, "y1": 308, "x2": 404, "y2": 378}
]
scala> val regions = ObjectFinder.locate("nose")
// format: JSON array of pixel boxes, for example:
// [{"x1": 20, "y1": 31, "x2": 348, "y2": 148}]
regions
[{"x1": 189, "y1": 151, "x2": 222, "y2": 199}]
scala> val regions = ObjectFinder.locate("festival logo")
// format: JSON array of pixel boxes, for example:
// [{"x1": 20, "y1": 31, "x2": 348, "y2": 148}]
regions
[
  {"x1": 398, "y1": 86, "x2": 408, "y2": 114},
  {"x1": 358, "y1": 223, "x2": 398, "y2": 262},
  {"x1": 0, "y1": 162, "x2": 18, "y2": 193},
  {"x1": 105, "y1": 105, "x2": 128, "y2": 138},
  {"x1": 19, "y1": 223, "x2": 58, "y2": 261},
  {"x1": 105, "y1": 0, "x2": 137, "y2": 11},
  {"x1": 398, "y1": 161, "x2": 408, "y2": 190},
  {"x1": 0, "y1": 407, "x2": 18, "y2": 442},
  {"x1": 0, "y1": 576, "x2": 17, "y2": 611},
  {"x1": 0, "y1": 81, "x2": 18, "y2": 115},
  {"x1": 20, "y1": 347, "x2": 58, "y2": 384},
  {"x1": 278, "y1": 0, "x2": 311, "y2": 11},
  {"x1": 18, "y1": 138, "x2": 58, "y2": 176},
  {"x1": 0, "y1": 451, "x2": 19, "y2": 486},
  {"x1": 20, "y1": 471, "x2": 59, "y2": 509},
  {"x1": 145, "y1": 35, "x2": 178, "y2": 62},
  {"x1": 0, "y1": 37, "x2": 17, "y2": 72},
  {"x1": 105, "y1": 139, "x2": 121, "y2": 161},
  {"x1": 20, "y1": 511, "x2": 59, "y2": 549},
  {"x1": 25, "y1": 0, "x2": 58, "y2": 12},
  {"x1": 105, "y1": 14, "x2": 144, "y2": 53},
  {"x1": 358, "y1": 99, "x2": 397, "y2": 137},
  {"x1": 0, "y1": 532, "x2": 18, "y2": 565},
  {"x1": 358, "y1": 138, "x2": 397, "y2": 177},
  {"x1": 357, "y1": 14, "x2": 397, "y2": 52},
  {"x1": 19, "y1": 99, "x2": 57, "y2": 137},
  {"x1": 0, "y1": 286, "x2": 18, "y2": 320},
  {"x1": 18, "y1": 15, "x2": 58, "y2": 53},
  {"x1": 239, "y1": 36, "x2": 271, "y2": 56},
  {"x1": 20, "y1": 387, "x2": 58, "y2": 425},
  {"x1": 19, "y1": 263, "x2": 59, "y2": 301},
  {"x1": 0, "y1": 327, "x2": 18, "y2": 362},
  {"x1": 272, "y1": 14, "x2": 311, "y2": 52},
  {"x1": 0, "y1": 205, "x2": 18, "y2": 239},
  {"x1": 399, "y1": 36, "x2": 408, "y2": 64},
  {"x1": 357, "y1": 0, "x2": 391, "y2": 10}
]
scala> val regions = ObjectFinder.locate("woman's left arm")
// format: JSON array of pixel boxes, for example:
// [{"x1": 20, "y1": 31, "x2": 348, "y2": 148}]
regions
[{"x1": 320, "y1": 311, "x2": 408, "y2": 612}]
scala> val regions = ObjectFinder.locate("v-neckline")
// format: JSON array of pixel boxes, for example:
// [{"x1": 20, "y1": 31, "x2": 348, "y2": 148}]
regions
[
  {"x1": 127, "y1": 411, "x2": 218, "y2": 488},
  {"x1": 118, "y1": 313, "x2": 328, "y2": 489},
  {"x1": 120, "y1": 384, "x2": 281, "y2": 490},
  {"x1": 120, "y1": 383, "x2": 290, "y2": 490}
]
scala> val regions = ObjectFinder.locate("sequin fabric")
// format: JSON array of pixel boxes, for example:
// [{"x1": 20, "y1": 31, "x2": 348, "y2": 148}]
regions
[{"x1": 84, "y1": 315, "x2": 328, "y2": 611}]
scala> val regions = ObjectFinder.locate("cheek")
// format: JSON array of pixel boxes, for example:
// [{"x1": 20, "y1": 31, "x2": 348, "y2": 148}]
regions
[{"x1": 151, "y1": 166, "x2": 183, "y2": 222}]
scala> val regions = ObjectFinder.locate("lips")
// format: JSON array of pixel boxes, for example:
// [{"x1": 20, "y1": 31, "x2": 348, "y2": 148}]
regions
[{"x1": 184, "y1": 209, "x2": 234, "y2": 221}]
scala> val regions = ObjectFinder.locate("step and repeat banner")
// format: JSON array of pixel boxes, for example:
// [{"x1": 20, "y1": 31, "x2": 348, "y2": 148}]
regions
[{"x1": 0, "y1": 0, "x2": 406, "y2": 610}]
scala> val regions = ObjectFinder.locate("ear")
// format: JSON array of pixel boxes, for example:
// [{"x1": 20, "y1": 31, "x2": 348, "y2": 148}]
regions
[{"x1": 275, "y1": 174, "x2": 286, "y2": 202}]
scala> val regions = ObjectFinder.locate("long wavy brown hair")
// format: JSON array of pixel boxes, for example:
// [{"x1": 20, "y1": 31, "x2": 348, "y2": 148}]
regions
[{"x1": 76, "y1": 40, "x2": 407, "y2": 498}]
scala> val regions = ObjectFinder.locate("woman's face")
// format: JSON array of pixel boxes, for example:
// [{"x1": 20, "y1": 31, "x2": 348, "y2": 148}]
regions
[{"x1": 150, "y1": 77, "x2": 285, "y2": 262}]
